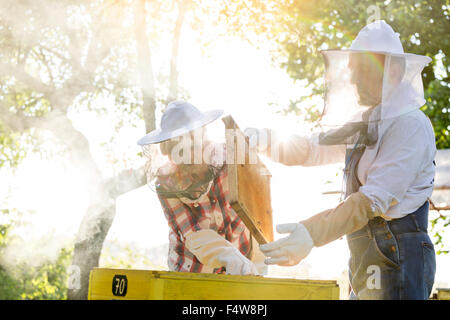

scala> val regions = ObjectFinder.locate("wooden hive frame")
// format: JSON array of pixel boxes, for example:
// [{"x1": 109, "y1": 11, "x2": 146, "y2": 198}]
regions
[{"x1": 222, "y1": 115, "x2": 274, "y2": 244}]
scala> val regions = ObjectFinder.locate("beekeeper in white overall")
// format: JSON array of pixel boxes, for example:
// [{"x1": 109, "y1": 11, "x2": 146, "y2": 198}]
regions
[{"x1": 250, "y1": 20, "x2": 437, "y2": 299}]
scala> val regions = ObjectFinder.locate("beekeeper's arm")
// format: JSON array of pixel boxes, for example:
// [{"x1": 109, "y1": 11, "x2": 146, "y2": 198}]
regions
[
  {"x1": 158, "y1": 193, "x2": 258, "y2": 275},
  {"x1": 260, "y1": 116, "x2": 431, "y2": 265},
  {"x1": 245, "y1": 128, "x2": 346, "y2": 167}
]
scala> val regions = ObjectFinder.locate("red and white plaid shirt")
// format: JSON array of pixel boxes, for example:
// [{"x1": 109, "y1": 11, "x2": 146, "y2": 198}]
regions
[{"x1": 156, "y1": 143, "x2": 251, "y2": 274}]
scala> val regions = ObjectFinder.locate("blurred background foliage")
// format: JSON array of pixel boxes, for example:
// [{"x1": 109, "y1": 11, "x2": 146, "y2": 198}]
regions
[{"x1": 0, "y1": 208, "x2": 72, "y2": 299}]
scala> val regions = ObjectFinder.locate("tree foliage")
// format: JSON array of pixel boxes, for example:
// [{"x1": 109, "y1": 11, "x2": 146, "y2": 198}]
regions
[
  {"x1": 0, "y1": 208, "x2": 73, "y2": 300},
  {"x1": 0, "y1": 0, "x2": 238, "y2": 299},
  {"x1": 0, "y1": 248, "x2": 72, "y2": 300},
  {"x1": 0, "y1": 0, "x2": 149, "y2": 300}
]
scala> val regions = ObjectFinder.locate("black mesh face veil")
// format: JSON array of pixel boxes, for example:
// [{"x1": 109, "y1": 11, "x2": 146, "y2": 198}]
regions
[
  {"x1": 318, "y1": 107, "x2": 380, "y2": 147},
  {"x1": 154, "y1": 164, "x2": 221, "y2": 200},
  {"x1": 141, "y1": 127, "x2": 223, "y2": 201}
]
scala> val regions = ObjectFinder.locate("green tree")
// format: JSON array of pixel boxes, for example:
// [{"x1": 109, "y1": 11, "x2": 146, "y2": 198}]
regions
[
  {"x1": 0, "y1": 0, "x2": 253, "y2": 299},
  {"x1": 0, "y1": 0, "x2": 150, "y2": 299},
  {"x1": 0, "y1": 248, "x2": 73, "y2": 300},
  {"x1": 0, "y1": 208, "x2": 73, "y2": 300}
]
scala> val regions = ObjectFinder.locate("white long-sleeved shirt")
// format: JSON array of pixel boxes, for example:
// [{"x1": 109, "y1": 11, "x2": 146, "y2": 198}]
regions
[{"x1": 271, "y1": 109, "x2": 436, "y2": 219}]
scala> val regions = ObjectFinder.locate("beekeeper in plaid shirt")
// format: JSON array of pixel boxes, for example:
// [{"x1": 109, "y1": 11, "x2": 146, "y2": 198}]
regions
[{"x1": 137, "y1": 101, "x2": 260, "y2": 275}]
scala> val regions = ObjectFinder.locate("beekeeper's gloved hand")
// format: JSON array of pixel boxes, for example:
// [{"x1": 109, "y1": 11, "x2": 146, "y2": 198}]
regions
[
  {"x1": 185, "y1": 229, "x2": 259, "y2": 275},
  {"x1": 221, "y1": 247, "x2": 259, "y2": 275},
  {"x1": 259, "y1": 223, "x2": 314, "y2": 266},
  {"x1": 260, "y1": 191, "x2": 378, "y2": 267}
]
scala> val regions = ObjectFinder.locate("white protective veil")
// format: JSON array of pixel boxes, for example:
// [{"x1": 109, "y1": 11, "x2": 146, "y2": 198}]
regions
[{"x1": 318, "y1": 20, "x2": 432, "y2": 146}]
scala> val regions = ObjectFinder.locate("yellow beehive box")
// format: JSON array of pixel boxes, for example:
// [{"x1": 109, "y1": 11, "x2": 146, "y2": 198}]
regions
[
  {"x1": 88, "y1": 268, "x2": 339, "y2": 300},
  {"x1": 437, "y1": 288, "x2": 450, "y2": 300}
]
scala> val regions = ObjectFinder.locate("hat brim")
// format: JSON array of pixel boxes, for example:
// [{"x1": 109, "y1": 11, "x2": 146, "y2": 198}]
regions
[{"x1": 137, "y1": 109, "x2": 224, "y2": 145}]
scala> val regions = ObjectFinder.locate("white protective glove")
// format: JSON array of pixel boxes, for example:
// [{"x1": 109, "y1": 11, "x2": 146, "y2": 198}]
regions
[
  {"x1": 185, "y1": 229, "x2": 259, "y2": 275},
  {"x1": 259, "y1": 223, "x2": 314, "y2": 266}
]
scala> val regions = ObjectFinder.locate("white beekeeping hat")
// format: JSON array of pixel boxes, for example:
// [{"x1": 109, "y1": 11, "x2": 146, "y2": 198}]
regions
[{"x1": 350, "y1": 20, "x2": 404, "y2": 54}]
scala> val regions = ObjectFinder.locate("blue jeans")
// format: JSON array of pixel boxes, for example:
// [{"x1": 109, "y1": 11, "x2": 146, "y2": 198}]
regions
[{"x1": 347, "y1": 201, "x2": 436, "y2": 300}]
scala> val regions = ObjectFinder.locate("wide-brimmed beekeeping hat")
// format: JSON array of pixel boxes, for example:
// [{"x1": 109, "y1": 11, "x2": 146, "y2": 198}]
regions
[{"x1": 137, "y1": 100, "x2": 223, "y2": 145}]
